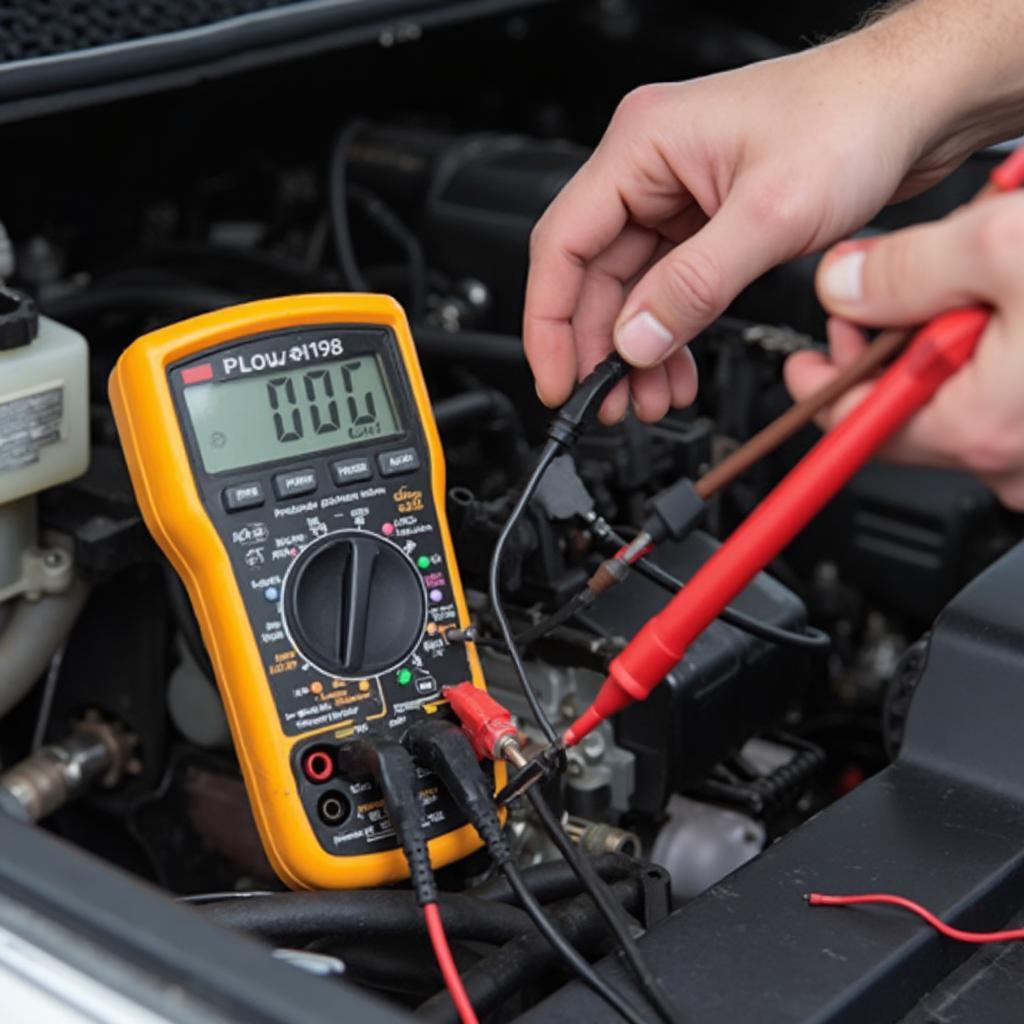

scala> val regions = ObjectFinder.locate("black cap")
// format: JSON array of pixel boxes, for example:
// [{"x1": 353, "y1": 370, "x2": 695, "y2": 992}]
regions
[{"x1": 0, "y1": 287, "x2": 38, "y2": 351}]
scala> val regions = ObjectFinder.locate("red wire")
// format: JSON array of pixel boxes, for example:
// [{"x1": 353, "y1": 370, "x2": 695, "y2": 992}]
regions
[
  {"x1": 808, "y1": 892, "x2": 1024, "y2": 944},
  {"x1": 423, "y1": 901, "x2": 480, "y2": 1024}
]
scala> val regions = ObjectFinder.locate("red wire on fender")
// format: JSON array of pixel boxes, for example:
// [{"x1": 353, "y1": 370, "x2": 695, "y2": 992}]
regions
[
  {"x1": 423, "y1": 901, "x2": 480, "y2": 1024},
  {"x1": 807, "y1": 892, "x2": 1024, "y2": 944}
]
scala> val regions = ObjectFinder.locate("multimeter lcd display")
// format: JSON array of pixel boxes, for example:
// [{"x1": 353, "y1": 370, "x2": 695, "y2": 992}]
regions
[{"x1": 183, "y1": 355, "x2": 402, "y2": 473}]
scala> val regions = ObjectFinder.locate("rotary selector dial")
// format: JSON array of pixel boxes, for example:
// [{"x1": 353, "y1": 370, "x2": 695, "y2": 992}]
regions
[{"x1": 282, "y1": 530, "x2": 427, "y2": 679}]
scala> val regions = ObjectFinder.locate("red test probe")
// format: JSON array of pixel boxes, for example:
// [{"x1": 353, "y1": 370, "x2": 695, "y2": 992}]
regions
[{"x1": 564, "y1": 304, "x2": 990, "y2": 747}]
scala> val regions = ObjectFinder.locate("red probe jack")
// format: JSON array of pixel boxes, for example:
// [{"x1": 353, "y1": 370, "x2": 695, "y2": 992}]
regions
[
  {"x1": 564, "y1": 305, "x2": 990, "y2": 747},
  {"x1": 302, "y1": 749, "x2": 335, "y2": 783}
]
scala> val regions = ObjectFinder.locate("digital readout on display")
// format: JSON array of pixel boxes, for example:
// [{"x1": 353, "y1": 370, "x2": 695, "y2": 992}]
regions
[{"x1": 182, "y1": 355, "x2": 402, "y2": 473}]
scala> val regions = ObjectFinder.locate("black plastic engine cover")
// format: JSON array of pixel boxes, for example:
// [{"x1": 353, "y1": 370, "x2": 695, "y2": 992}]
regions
[{"x1": 526, "y1": 539, "x2": 1024, "y2": 1024}]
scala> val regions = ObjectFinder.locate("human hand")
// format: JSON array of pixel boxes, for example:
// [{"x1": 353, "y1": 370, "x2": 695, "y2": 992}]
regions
[
  {"x1": 785, "y1": 192, "x2": 1024, "y2": 509},
  {"x1": 522, "y1": 31, "x2": 972, "y2": 424}
]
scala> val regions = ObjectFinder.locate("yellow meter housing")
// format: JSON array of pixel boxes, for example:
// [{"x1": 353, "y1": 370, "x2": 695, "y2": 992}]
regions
[{"x1": 109, "y1": 294, "x2": 502, "y2": 890}]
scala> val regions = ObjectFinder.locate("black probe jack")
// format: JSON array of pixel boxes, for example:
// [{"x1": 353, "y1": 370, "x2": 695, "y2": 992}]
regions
[{"x1": 405, "y1": 718, "x2": 673, "y2": 1024}]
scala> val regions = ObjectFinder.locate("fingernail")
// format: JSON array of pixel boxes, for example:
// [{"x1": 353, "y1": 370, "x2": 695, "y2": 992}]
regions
[
  {"x1": 820, "y1": 250, "x2": 866, "y2": 303},
  {"x1": 615, "y1": 311, "x2": 675, "y2": 365}
]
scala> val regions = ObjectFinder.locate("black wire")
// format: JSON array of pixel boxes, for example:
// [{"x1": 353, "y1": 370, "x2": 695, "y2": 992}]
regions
[
  {"x1": 629, "y1": 554, "x2": 830, "y2": 652},
  {"x1": 526, "y1": 789, "x2": 680, "y2": 1024},
  {"x1": 329, "y1": 119, "x2": 371, "y2": 292},
  {"x1": 514, "y1": 588, "x2": 594, "y2": 648},
  {"x1": 328, "y1": 121, "x2": 427, "y2": 320},
  {"x1": 405, "y1": 719, "x2": 656, "y2": 1024},
  {"x1": 500, "y1": 860, "x2": 652, "y2": 1024},
  {"x1": 487, "y1": 439, "x2": 563, "y2": 744},
  {"x1": 347, "y1": 183, "x2": 427, "y2": 321}
]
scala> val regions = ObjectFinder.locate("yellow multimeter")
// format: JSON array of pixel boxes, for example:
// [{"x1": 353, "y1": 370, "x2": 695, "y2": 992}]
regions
[{"x1": 109, "y1": 294, "x2": 503, "y2": 890}]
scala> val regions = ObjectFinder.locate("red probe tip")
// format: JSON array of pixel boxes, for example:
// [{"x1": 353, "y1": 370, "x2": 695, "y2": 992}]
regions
[{"x1": 563, "y1": 671, "x2": 637, "y2": 746}]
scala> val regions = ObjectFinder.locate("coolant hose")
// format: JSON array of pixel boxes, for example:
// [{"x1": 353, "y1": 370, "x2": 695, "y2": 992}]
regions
[
  {"x1": 199, "y1": 889, "x2": 532, "y2": 946},
  {"x1": 0, "y1": 578, "x2": 90, "y2": 719},
  {"x1": 468, "y1": 852, "x2": 640, "y2": 905}
]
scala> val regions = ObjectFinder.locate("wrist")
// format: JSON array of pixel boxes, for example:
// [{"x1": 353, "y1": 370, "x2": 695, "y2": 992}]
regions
[{"x1": 845, "y1": 0, "x2": 1024, "y2": 171}]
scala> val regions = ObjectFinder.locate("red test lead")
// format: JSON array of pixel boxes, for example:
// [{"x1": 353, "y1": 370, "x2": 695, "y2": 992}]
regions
[{"x1": 563, "y1": 305, "x2": 990, "y2": 747}]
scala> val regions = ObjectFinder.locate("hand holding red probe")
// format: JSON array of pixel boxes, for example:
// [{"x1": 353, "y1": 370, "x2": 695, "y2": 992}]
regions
[
  {"x1": 787, "y1": 160, "x2": 1024, "y2": 511},
  {"x1": 564, "y1": 149, "x2": 1024, "y2": 747}
]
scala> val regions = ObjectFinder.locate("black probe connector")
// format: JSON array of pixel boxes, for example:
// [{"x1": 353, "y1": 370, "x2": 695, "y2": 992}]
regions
[
  {"x1": 336, "y1": 738, "x2": 436, "y2": 906},
  {"x1": 546, "y1": 354, "x2": 630, "y2": 449}
]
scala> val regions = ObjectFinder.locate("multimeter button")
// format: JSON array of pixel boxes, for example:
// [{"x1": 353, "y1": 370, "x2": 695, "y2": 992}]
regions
[
  {"x1": 378, "y1": 447, "x2": 421, "y2": 477},
  {"x1": 273, "y1": 468, "x2": 318, "y2": 500},
  {"x1": 222, "y1": 482, "x2": 265, "y2": 512},
  {"x1": 331, "y1": 457, "x2": 373, "y2": 486}
]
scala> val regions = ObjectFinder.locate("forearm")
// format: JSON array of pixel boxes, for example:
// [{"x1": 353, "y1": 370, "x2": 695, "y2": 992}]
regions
[{"x1": 843, "y1": 0, "x2": 1024, "y2": 169}]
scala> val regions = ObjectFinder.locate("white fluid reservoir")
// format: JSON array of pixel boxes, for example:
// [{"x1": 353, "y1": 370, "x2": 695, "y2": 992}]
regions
[{"x1": 0, "y1": 290, "x2": 89, "y2": 598}]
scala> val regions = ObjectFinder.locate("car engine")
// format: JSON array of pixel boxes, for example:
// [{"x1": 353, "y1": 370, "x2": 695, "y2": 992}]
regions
[{"x1": 1, "y1": 3, "x2": 1023, "y2": 1023}]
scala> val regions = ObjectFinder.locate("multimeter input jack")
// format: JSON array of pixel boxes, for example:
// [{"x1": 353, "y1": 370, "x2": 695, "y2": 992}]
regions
[
  {"x1": 317, "y1": 791, "x2": 351, "y2": 827},
  {"x1": 303, "y1": 749, "x2": 335, "y2": 784}
]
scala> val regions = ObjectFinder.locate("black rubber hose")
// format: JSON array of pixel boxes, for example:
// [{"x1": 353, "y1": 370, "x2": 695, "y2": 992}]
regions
[
  {"x1": 418, "y1": 878, "x2": 646, "y2": 1024},
  {"x1": 43, "y1": 282, "x2": 242, "y2": 321},
  {"x1": 198, "y1": 890, "x2": 531, "y2": 946},
  {"x1": 432, "y1": 388, "x2": 520, "y2": 434},
  {"x1": 469, "y1": 853, "x2": 640, "y2": 905},
  {"x1": 411, "y1": 326, "x2": 527, "y2": 364},
  {"x1": 329, "y1": 118, "x2": 371, "y2": 292}
]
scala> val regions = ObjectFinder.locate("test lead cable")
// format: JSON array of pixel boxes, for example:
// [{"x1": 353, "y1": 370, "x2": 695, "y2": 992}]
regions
[
  {"x1": 488, "y1": 354, "x2": 629, "y2": 744},
  {"x1": 405, "y1": 716, "x2": 663, "y2": 1024},
  {"x1": 335, "y1": 739, "x2": 478, "y2": 1024}
]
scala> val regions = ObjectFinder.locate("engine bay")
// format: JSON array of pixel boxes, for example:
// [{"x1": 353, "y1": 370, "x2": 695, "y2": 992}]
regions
[{"x1": 1, "y1": 3, "x2": 1023, "y2": 1022}]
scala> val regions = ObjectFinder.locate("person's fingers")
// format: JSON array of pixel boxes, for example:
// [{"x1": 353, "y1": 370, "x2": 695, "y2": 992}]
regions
[
  {"x1": 784, "y1": 319, "x2": 1001, "y2": 472},
  {"x1": 613, "y1": 190, "x2": 811, "y2": 368},
  {"x1": 665, "y1": 347, "x2": 699, "y2": 408},
  {"x1": 628, "y1": 365, "x2": 673, "y2": 423},
  {"x1": 782, "y1": 348, "x2": 840, "y2": 409},
  {"x1": 826, "y1": 317, "x2": 869, "y2": 367},
  {"x1": 597, "y1": 379, "x2": 631, "y2": 425},
  {"x1": 524, "y1": 154, "x2": 633, "y2": 406},
  {"x1": 816, "y1": 193, "x2": 1024, "y2": 327},
  {"x1": 573, "y1": 224, "x2": 663, "y2": 378}
]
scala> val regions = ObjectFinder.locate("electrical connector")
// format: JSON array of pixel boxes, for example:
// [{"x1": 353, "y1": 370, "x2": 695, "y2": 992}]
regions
[
  {"x1": 641, "y1": 477, "x2": 706, "y2": 545},
  {"x1": 546, "y1": 354, "x2": 629, "y2": 449}
]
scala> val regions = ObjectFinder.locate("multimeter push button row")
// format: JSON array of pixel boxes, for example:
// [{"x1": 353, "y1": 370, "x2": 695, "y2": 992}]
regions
[{"x1": 222, "y1": 446, "x2": 421, "y2": 513}]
